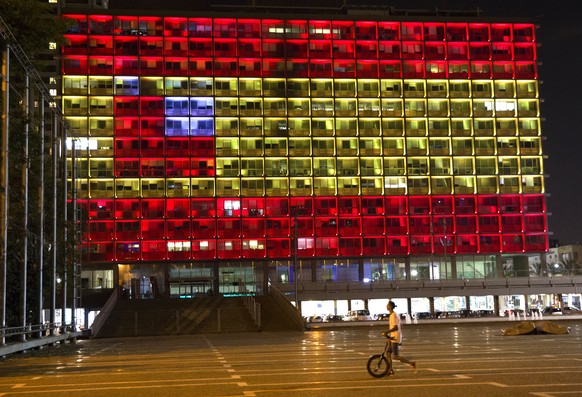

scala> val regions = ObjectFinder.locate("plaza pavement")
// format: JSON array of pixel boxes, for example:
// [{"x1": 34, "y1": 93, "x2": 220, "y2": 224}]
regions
[{"x1": 0, "y1": 318, "x2": 581, "y2": 397}]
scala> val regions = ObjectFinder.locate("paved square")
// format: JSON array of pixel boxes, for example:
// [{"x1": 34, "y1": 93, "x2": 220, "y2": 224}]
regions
[{"x1": 0, "y1": 320, "x2": 581, "y2": 397}]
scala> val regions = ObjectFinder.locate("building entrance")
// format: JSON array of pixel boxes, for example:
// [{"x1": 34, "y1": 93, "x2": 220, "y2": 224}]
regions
[
  {"x1": 118, "y1": 264, "x2": 164, "y2": 299},
  {"x1": 218, "y1": 263, "x2": 260, "y2": 296},
  {"x1": 169, "y1": 279, "x2": 214, "y2": 298},
  {"x1": 168, "y1": 262, "x2": 264, "y2": 297}
]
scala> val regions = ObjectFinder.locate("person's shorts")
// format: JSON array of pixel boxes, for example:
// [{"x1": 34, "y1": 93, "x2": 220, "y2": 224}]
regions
[{"x1": 390, "y1": 341, "x2": 401, "y2": 356}]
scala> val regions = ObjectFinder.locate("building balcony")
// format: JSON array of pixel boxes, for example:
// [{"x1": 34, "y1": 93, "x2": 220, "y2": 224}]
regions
[
  {"x1": 523, "y1": 185, "x2": 542, "y2": 193},
  {"x1": 451, "y1": 128, "x2": 472, "y2": 137},
  {"x1": 450, "y1": 109, "x2": 471, "y2": 117},
  {"x1": 359, "y1": 128, "x2": 381, "y2": 136},
  {"x1": 454, "y1": 186, "x2": 475, "y2": 194},
  {"x1": 407, "y1": 187, "x2": 428, "y2": 195},
  {"x1": 497, "y1": 147, "x2": 518, "y2": 155},
  {"x1": 336, "y1": 129, "x2": 357, "y2": 137},
  {"x1": 312, "y1": 128, "x2": 334, "y2": 136},
  {"x1": 312, "y1": 110, "x2": 334, "y2": 117}
]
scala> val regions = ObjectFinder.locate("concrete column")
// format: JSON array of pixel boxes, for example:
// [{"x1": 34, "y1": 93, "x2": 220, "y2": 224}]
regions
[
  {"x1": 163, "y1": 264, "x2": 170, "y2": 298},
  {"x1": 450, "y1": 256, "x2": 458, "y2": 279},
  {"x1": 495, "y1": 254, "x2": 504, "y2": 278},
  {"x1": 262, "y1": 260, "x2": 269, "y2": 295},
  {"x1": 540, "y1": 254, "x2": 548, "y2": 276},
  {"x1": 557, "y1": 293, "x2": 564, "y2": 309},
  {"x1": 358, "y1": 258, "x2": 365, "y2": 282},
  {"x1": 311, "y1": 261, "x2": 317, "y2": 282},
  {"x1": 213, "y1": 264, "x2": 220, "y2": 296},
  {"x1": 429, "y1": 297, "x2": 435, "y2": 317},
  {"x1": 84, "y1": 309, "x2": 89, "y2": 330}
]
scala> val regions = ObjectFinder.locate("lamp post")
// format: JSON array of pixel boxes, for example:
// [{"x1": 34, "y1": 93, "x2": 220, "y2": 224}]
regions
[
  {"x1": 443, "y1": 218, "x2": 448, "y2": 277},
  {"x1": 293, "y1": 217, "x2": 299, "y2": 309}
]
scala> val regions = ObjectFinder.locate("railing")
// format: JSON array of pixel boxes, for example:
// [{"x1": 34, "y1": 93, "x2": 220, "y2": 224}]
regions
[
  {"x1": 269, "y1": 284, "x2": 306, "y2": 329},
  {"x1": 90, "y1": 288, "x2": 119, "y2": 337},
  {"x1": 243, "y1": 295, "x2": 262, "y2": 330},
  {"x1": 275, "y1": 276, "x2": 582, "y2": 300},
  {"x1": 2, "y1": 323, "x2": 57, "y2": 340},
  {"x1": 0, "y1": 323, "x2": 80, "y2": 357}
]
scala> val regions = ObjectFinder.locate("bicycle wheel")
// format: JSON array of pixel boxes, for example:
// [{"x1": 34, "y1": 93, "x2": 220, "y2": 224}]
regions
[{"x1": 367, "y1": 354, "x2": 390, "y2": 378}]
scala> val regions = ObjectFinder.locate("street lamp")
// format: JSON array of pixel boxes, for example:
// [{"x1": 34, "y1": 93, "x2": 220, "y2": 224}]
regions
[
  {"x1": 293, "y1": 216, "x2": 299, "y2": 309},
  {"x1": 443, "y1": 218, "x2": 448, "y2": 275}
]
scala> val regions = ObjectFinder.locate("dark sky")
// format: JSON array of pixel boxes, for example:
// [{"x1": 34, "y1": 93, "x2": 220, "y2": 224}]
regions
[{"x1": 109, "y1": 0, "x2": 582, "y2": 245}]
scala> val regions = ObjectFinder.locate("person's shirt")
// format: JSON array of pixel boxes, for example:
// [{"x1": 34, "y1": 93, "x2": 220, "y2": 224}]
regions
[{"x1": 389, "y1": 311, "x2": 402, "y2": 343}]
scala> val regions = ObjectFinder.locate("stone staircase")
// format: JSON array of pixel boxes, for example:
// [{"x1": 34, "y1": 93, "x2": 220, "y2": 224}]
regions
[
  {"x1": 92, "y1": 293, "x2": 304, "y2": 338},
  {"x1": 94, "y1": 297, "x2": 219, "y2": 338},
  {"x1": 195, "y1": 297, "x2": 258, "y2": 333},
  {"x1": 256, "y1": 293, "x2": 305, "y2": 332}
]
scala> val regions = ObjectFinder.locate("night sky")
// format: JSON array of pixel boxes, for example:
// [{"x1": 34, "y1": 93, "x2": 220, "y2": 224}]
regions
[{"x1": 108, "y1": 0, "x2": 582, "y2": 245}]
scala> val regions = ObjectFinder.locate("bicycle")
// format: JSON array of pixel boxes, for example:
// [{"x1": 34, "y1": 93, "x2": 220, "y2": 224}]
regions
[{"x1": 366, "y1": 333, "x2": 396, "y2": 378}]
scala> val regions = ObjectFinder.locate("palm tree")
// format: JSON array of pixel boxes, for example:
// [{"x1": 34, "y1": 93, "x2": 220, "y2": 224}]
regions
[
  {"x1": 559, "y1": 258, "x2": 581, "y2": 276},
  {"x1": 503, "y1": 263, "x2": 514, "y2": 277},
  {"x1": 547, "y1": 262, "x2": 564, "y2": 276},
  {"x1": 529, "y1": 262, "x2": 544, "y2": 277}
]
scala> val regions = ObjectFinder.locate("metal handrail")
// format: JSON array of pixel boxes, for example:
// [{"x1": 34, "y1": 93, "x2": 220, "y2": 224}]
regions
[{"x1": 1, "y1": 322, "x2": 62, "y2": 339}]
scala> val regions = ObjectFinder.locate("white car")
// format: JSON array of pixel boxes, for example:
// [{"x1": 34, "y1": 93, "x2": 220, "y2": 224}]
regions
[{"x1": 344, "y1": 309, "x2": 372, "y2": 321}]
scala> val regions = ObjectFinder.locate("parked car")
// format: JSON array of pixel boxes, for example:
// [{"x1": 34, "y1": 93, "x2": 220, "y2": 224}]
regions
[
  {"x1": 344, "y1": 309, "x2": 371, "y2": 321},
  {"x1": 459, "y1": 309, "x2": 495, "y2": 318},
  {"x1": 475, "y1": 309, "x2": 495, "y2": 317},
  {"x1": 414, "y1": 311, "x2": 433, "y2": 319},
  {"x1": 323, "y1": 314, "x2": 344, "y2": 322},
  {"x1": 307, "y1": 315, "x2": 324, "y2": 323},
  {"x1": 504, "y1": 309, "x2": 527, "y2": 317},
  {"x1": 374, "y1": 313, "x2": 390, "y2": 321},
  {"x1": 436, "y1": 310, "x2": 462, "y2": 318},
  {"x1": 563, "y1": 306, "x2": 582, "y2": 315},
  {"x1": 544, "y1": 306, "x2": 563, "y2": 315},
  {"x1": 558, "y1": 306, "x2": 582, "y2": 315}
]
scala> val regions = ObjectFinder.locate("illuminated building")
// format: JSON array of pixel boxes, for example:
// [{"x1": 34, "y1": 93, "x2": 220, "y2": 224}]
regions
[{"x1": 60, "y1": 6, "x2": 548, "y2": 307}]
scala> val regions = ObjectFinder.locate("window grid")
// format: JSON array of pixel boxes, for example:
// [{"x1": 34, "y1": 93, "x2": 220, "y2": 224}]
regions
[{"x1": 64, "y1": 15, "x2": 547, "y2": 261}]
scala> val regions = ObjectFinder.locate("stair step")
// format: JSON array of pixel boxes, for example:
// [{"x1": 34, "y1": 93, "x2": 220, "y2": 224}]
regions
[{"x1": 94, "y1": 294, "x2": 302, "y2": 338}]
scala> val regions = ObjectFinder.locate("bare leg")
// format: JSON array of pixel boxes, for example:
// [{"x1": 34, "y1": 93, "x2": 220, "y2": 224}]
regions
[
  {"x1": 395, "y1": 356, "x2": 417, "y2": 373},
  {"x1": 391, "y1": 342, "x2": 417, "y2": 374}
]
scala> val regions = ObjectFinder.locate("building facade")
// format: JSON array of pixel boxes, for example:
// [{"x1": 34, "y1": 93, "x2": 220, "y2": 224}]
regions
[{"x1": 60, "y1": 5, "x2": 551, "y2": 314}]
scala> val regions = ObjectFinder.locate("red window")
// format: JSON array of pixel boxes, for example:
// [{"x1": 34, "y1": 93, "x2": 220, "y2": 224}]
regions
[
  {"x1": 141, "y1": 199, "x2": 165, "y2": 218},
  {"x1": 339, "y1": 237, "x2": 361, "y2": 256},
  {"x1": 217, "y1": 239, "x2": 242, "y2": 259},
  {"x1": 387, "y1": 237, "x2": 408, "y2": 255},
  {"x1": 167, "y1": 219, "x2": 191, "y2": 239},
  {"x1": 192, "y1": 239, "x2": 216, "y2": 259},
  {"x1": 364, "y1": 236, "x2": 387, "y2": 255}
]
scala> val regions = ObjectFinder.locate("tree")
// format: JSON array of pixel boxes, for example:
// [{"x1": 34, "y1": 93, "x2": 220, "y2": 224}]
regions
[
  {"x1": 559, "y1": 258, "x2": 581, "y2": 276},
  {"x1": 1, "y1": 0, "x2": 68, "y2": 333},
  {"x1": 529, "y1": 262, "x2": 544, "y2": 277},
  {"x1": 0, "y1": 0, "x2": 66, "y2": 62},
  {"x1": 547, "y1": 262, "x2": 565, "y2": 276}
]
